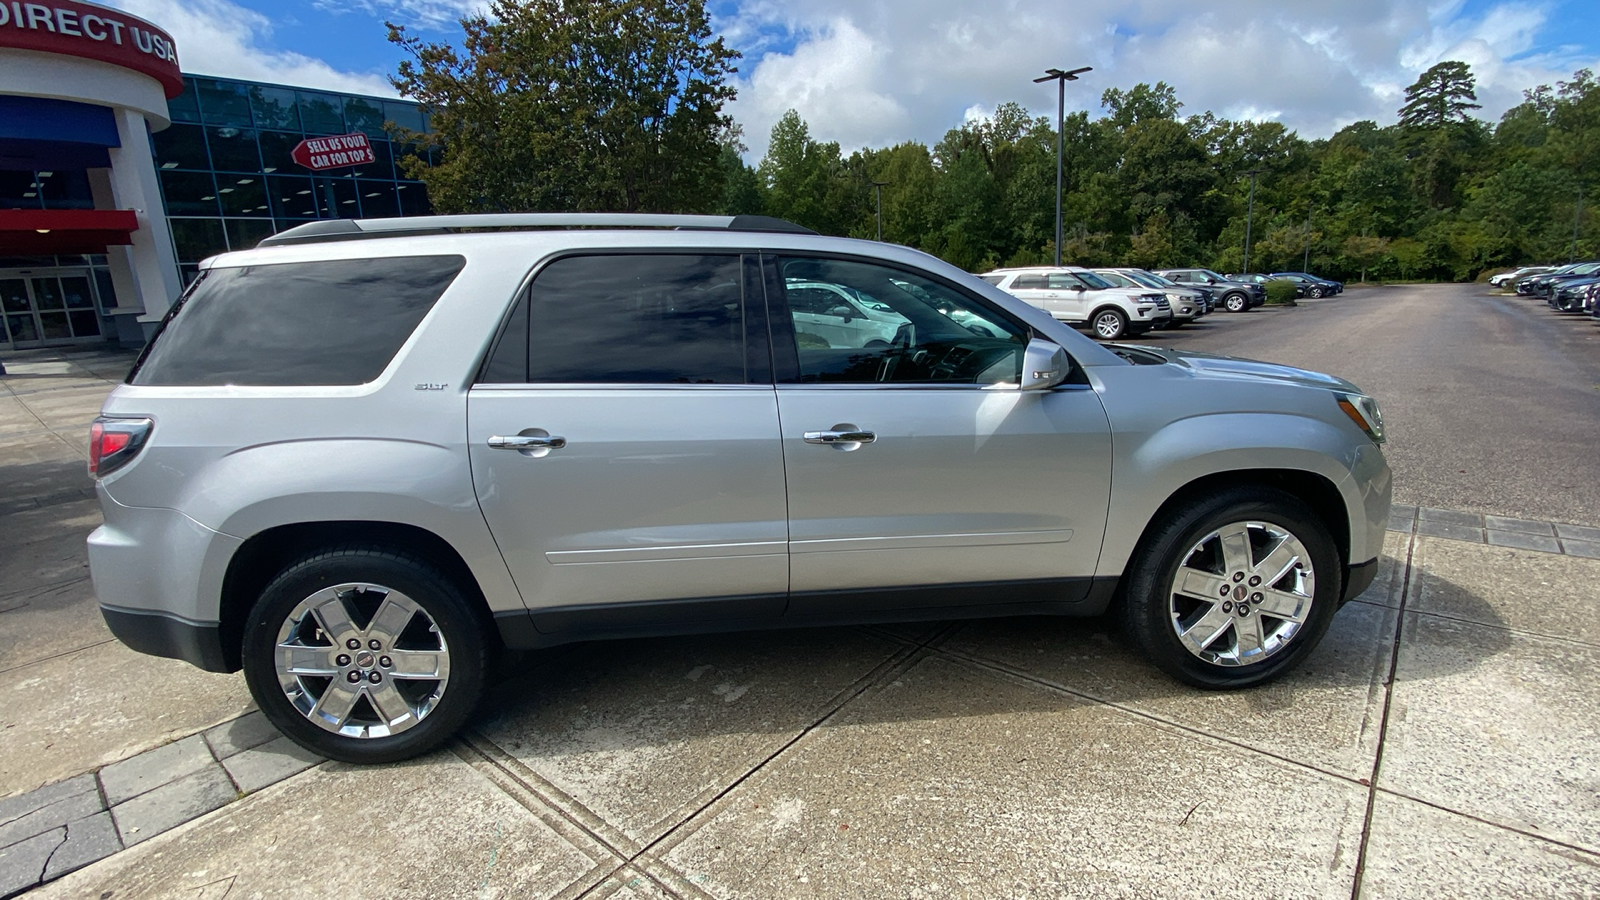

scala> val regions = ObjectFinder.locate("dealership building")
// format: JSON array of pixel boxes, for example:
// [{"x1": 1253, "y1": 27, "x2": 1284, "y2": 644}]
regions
[{"x1": 1, "y1": 0, "x2": 431, "y2": 351}]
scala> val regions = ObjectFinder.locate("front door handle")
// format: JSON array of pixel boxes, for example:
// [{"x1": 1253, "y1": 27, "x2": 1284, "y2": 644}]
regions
[
  {"x1": 803, "y1": 427, "x2": 875, "y2": 450},
  {"x1": 488, "y1": 429, "x2": 566, "y2": 458}
]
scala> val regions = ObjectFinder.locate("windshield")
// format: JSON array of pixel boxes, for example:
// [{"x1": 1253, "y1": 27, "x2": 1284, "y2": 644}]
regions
[
  {"x1": 1197, "y1": 269, "x2": 1228, "y2": 281},
  {"x1": 1125, "y1": 270, "x2": 1172, "y2": 288},
  {"x1": 1094, "y1": 271, "x2": 1136, "y2": 287},
  {"x1": 1075, "y1": 271, "x2": 1116, "y2": 289}
]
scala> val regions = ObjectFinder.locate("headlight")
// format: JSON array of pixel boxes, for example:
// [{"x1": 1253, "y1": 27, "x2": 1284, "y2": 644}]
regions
[{"x1": 1334, "y1": 392, "x2": 1385, "y2": 444}]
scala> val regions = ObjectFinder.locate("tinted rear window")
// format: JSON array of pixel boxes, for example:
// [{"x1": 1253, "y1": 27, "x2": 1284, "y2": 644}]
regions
[{"x1": 131, "y1": 256, "x2": 465, "y2": 386}]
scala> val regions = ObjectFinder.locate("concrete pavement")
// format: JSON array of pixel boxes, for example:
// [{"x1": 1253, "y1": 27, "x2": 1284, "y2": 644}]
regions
[{"x1": 3, "y1": 328, "x2": 1599, "y2": 898}]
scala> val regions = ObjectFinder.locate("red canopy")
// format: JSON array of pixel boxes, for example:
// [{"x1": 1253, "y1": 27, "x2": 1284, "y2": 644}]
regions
[{"x1": 0, "y1": 209, "x2": 140, "y2": 255}]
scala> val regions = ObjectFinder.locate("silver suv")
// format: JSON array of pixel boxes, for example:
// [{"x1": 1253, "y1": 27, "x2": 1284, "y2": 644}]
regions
[
  {"x1": 978, "y1": 266, "x2": 1171, "y2": 339},
  {"x1": 89, "y1": 214, "x2": 1392, "y2": 764}
]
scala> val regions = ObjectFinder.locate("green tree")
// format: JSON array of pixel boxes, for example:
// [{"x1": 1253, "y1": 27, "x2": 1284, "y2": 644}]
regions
[
  {"x1": 388, "y1": 0, "x2": 739, "y2": 213},
  {"x1": 1398, "y1": 61, "x2": 1482, "y2": 130},
  {"x1": 1342, "y1": 235, "x2": 1390, "y2": 281},
  {"x1": 1102, "y1": 82, "x2": 1181, "y2": 129}
]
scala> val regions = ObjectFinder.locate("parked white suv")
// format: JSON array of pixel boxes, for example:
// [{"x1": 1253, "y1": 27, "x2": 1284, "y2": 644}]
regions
[
  {"x1": 979, "y1": 266, "x2": 1170, "y2": 339},
  {"x1": 89, "y1": 214, "x2": 1390, "y2": 764}
]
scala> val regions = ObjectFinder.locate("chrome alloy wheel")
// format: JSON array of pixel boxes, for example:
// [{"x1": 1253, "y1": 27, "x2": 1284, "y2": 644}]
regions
[
  {"x1": 274, "y1": 583, "x2": 451, "y2": 738},
  {"x1": 1166, "y1": 521, "x2": 1315, "y2": 667},
  {"x1": 1094, "y1": 311, "x2": 1125, "y2": 338}
]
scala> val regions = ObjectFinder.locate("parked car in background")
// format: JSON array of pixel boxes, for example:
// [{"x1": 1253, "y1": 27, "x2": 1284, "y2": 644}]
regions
[
  {"x1": 88, "y1": 211, "x2": 1392, "y2": 763},
  {"x1": 1519, "y1": 262, "x2": 1600, "y2": 298},
  {"x1": 1157, "y1": 269, "x2": 1265, "y2": 312},
  {"x1": 981, "y1": 266, "x2": 1171, "y2": 339},
  {"x1": 1550, "y1": 272, "x2": 1600, "y2": 312},
  {"x1": 1537, "y1": 263, "x2": 1600, "y2": 302},
  {"x1": 1228, "y1": 273, "x2": 1305, "y2": 297},
  {"x1": 1272, "y1": 273, "x2": 1344, "y2": 297},
  {"x1": 1490, "y1": 265, "x2": 1554, "y2": 288},
  {"x1": 1091, "y1": 268, "x2": 1206, "y2": 327}
]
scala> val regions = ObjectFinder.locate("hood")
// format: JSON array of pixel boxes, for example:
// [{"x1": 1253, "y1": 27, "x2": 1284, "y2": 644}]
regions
[{"x1": 1110, "y1": 344, "x2": 1360, "y2": 391}]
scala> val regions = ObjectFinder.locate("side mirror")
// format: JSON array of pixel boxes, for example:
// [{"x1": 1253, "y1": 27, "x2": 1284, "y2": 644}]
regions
[
  {"x1": 1021, "y1": 339, "x2": 1071, "y2": 391},
  {"x1": 1075, "y1": 285, "x2": 1087, "y2": 292},
  {"x1": 828, "y1": 305, "x2": 854, "y2": 320}
]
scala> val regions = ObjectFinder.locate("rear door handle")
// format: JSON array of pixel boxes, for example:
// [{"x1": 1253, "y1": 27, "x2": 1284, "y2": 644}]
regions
[
  {"x1": 803, "y1": 429, "x2": 875, "y2": 445},
  {"x1": 488, "y1": 431, "x2": 566, "y2": 457}
]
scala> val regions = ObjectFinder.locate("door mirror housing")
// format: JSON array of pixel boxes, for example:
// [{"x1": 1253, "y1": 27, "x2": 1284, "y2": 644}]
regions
[
  {"x1": 1021, "y1": 339, "x2": 1071, "y2": 391},
  {"x1": 828, "y1": 305, "x2": 855, "y2": 320}
]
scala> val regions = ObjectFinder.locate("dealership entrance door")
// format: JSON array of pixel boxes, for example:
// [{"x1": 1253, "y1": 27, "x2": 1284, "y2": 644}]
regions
[{"x1": 0, "y1": 269, "x2": 104, "y2": 350}]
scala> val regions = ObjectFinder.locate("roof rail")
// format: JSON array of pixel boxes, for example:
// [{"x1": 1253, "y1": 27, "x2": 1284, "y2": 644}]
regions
[{"x1": 256, "y1": 213, "x2": 817, "y2": 247}]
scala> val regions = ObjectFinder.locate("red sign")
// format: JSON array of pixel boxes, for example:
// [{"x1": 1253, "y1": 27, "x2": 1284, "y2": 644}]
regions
[
  {"x1": 0, "y1": 0, "x2": 182, "y2": 98},
  {"x1": 292, "y1": 133, "x2": 377, "y2": 171}
]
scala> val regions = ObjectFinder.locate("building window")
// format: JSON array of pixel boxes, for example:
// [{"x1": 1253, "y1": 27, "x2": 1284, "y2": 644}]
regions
[
  {"x1": 195, "y1": 79, "x2": 253, "y2": 127},
  {"x1": 152, "y1": 123, "x2": 212, "y2": 171},
  {"x1": 249, "y1": 86, "x2": 301, "y2": 131}
]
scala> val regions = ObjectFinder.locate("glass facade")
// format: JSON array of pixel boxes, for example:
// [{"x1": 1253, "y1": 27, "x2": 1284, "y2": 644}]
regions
[{"x1": 154, "y1": 75, "x2": 434, "y2": 284}]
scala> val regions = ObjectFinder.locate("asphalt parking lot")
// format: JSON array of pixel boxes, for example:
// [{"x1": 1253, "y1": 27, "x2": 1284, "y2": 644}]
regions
[{"x1": 3, "y1": 283, "x2": 1599, "y2": 898}]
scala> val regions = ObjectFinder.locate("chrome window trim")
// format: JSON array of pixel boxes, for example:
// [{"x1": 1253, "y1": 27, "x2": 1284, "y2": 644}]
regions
[
  {"x1": 774, "y1": 382, "x2": 1095, "y2": 392},
  {"x1": 470, "y1": 382, "x2": 774, "y2": 392}
]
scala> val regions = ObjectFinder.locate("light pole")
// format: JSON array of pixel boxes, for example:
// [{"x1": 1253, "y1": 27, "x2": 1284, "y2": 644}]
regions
[
  {"x1": 1034, "y1": 66, "x2": 1092, "y2": 266},
  {"x1": 870, "y1": 180, "x2": 890, "y2": 241},
  {"x1": 1241, "y1": 167, "x2": 1264, "y2": 275}
]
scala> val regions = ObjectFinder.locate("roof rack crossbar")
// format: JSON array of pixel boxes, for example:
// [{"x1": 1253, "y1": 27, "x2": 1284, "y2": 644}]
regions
[{"x1": 257, "y1": 213, "x2": 816, "y2": 247}]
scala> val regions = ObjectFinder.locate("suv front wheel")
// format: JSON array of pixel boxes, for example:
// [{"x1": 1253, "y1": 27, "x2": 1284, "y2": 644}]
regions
[
  {"x1": 1091, "y1": 307, "x2": 1130, "y2": 340},
  {"x1": 242, "y1": 546, "x2": 490, "y2": 764},
  {"x1": 1121, "y1": 487, "x2": 1340, "y2": 688},
  {"x1": 1223, "y1": 293, "x2": 1249, "y2": 312}
]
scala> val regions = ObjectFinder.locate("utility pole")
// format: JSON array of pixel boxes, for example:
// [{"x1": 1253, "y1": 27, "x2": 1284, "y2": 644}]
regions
[
  {"x1": 1302, "y1": 213, "x2": 1313, "y2": 273},
  {"x1": 1034, "y1": 66, "x2": 1092, "y2": 266},
  {"x1": 1241, "y1": 168, "x2": 1264, "y2": 275},
  {"x1": 870, "y1": 180, "x2": 889, "y2": 241},
  {"x1": 1573, "y1": 187, "x2": 1585, "y2": 263}
]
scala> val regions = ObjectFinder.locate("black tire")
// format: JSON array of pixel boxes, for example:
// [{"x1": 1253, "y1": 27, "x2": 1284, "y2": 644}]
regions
[
  {"x1": 1091, "y1": 307, "x2": 1129, "y2": 340},
  {"x1": 1121, "y1": 487, "x2": 1341, "y2": 689},
  {"x1": 242, "y1": 546, "x2": 491, "y2": 764},
  {"x1": 1224, "y1": 293, "x2": 1248, "y2": 312}
]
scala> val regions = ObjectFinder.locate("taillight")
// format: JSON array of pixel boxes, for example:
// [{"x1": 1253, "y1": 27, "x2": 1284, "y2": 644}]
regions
[{"x1": 89, "y1": 416, "x2": 153, "y2": 478}]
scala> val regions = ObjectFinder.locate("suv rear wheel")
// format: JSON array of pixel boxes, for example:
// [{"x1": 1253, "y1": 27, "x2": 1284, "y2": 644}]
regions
[
  {"x1": 242, "y1": 546, "x2": 490, "y2": 763},
  {"x1": 1121, "y1": 487, "x2": 1340, "y2": 688}
]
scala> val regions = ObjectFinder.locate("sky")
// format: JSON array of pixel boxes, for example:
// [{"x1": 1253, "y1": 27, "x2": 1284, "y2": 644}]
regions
[{"x1": 104, "y1": 0, "x2": 1600, "y2": 159}]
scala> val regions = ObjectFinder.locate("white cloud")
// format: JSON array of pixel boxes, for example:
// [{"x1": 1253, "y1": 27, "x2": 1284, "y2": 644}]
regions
[
  {"x1": 728, "y1": 18, "x2": 912, "y2": 157},
  {"x1": 727, "y1": 0, "x2": 1600, "y2": 160},
  {"x1": 310, "y1": 0, "x2": 486, "y2": 31},
  {"x1": 105, "y1": 0, "x2": 398, "y2": 96}
]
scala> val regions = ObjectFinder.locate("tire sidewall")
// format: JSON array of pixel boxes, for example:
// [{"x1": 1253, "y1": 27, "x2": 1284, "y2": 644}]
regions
[
  {"x1": 242, "y1": 549, "x2": 489, "y2": 764},
  {"x1": 1124, "y1": 489, "x2": 1342, "y2": 689},
  {"x1": 1225, "y1": 294, "x2": 1246, "y2": 312}
]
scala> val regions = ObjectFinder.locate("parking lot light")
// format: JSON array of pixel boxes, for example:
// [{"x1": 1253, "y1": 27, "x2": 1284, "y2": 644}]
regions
[
  {"x1": 871, "y1": 180, "x2": 890, "y2": 241},
  {"x1": 1241, "y1": 168, "x2": 1264, "y2": 276},
  {"x1": 1034, "y1": 66, "x2": 1092, "y2": 266}
]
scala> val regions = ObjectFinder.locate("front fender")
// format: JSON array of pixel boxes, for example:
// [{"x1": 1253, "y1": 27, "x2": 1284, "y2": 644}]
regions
[{"x1": 1097, "y1": 410, "x2": 1386, "y2": 576}]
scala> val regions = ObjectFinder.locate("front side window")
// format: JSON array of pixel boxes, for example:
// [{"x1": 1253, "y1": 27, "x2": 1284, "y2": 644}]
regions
[
  {"x1": 775, "y1": 257, "x2": 1027, "y2": 386},
  {"x1": 482, "y1": 254, "x2": 754, "y2": 385}
]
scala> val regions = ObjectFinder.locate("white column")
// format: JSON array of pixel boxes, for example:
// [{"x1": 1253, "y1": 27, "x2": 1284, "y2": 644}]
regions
[{"x1": 104, "y1": 107, "x2": 182, "y2": 328}]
